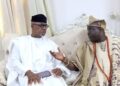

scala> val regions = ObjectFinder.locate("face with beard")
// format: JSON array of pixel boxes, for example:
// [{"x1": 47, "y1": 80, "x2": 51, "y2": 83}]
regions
[{"x1": 87, "y1": 26, "x2": 103, "y2": 43}]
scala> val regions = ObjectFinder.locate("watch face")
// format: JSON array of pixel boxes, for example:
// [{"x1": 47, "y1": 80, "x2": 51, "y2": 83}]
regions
[{"x1": 37, "y1": 71, "x2": 51, "y2": 78}]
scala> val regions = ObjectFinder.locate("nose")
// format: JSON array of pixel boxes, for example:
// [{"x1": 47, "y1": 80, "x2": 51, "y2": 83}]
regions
[
  {"x1": 42, "y1": 27, "x2": 47, "y2": 30},
  {"x1": 41, "y1": 28, "x2": 47, "y2": 33}
]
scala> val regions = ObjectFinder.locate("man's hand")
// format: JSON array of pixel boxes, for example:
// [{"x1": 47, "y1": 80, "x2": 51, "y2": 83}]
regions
[
  {"x1": 49, "y1": 48, "x2": 65, "y2": 61},
  {"x1": 25, "y1": 70, "x2": 40, "y2": 85},
  {"x1": 52, "y1": 68, "x2": 62, "y2": 76}
]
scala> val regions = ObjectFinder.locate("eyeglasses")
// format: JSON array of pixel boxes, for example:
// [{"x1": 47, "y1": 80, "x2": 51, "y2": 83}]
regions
[{"x1": 33, "y1": 24, "x2": 49, "y2": 29}]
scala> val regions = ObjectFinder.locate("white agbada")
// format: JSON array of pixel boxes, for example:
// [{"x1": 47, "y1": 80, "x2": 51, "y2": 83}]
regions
[{"x1": 6, "y1": 35, "x2": 70, "y2": 86}]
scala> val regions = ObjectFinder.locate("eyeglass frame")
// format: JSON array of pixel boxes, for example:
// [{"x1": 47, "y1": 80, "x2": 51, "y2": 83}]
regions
[{"x1": 32, "y1": 22, "x2": 49, "y2": 29}]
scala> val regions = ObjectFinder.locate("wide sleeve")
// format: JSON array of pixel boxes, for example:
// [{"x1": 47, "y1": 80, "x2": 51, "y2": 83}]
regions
[
  {"x1": 6, "y1": 40, "x2": 30, "y2": 77},
  {"x1": 49, "y1": 40, "x2": 71, "y2": 77},
  {"x1": 53, "y1": 57, "x2": 71, "y2": 77},
  {"x1": 71, "y1": 42, "x2": 87, "y2": 71}
]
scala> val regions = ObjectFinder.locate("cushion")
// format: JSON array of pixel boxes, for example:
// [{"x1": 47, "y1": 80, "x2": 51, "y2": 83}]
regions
[{"x1": 0, "y1": 59, "x2": 7, "y2": 86}]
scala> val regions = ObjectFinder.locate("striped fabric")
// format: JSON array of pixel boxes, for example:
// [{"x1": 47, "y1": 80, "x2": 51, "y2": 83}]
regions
[{"x1": 111, "y1": 36, "x2": 120, "y2": 86}]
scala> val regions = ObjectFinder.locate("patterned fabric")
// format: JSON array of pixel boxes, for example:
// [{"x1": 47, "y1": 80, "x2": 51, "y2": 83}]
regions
[
  {"x1": 111, "y1": 36, "x2": 120, "y2": 86},
  {"x1": 88, "y1": 16, "x2": 106, "y2": 29},
  {"x1": 72, "y1": 36, "x2": 120, "y2": 86}
]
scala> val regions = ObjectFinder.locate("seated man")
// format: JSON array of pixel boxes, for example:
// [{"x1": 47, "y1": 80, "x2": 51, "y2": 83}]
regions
[
  {"x1": 50, "y1": 17, "x2": 120, "y2": 86},
  {"x1": 6, "y1": 14, "x2": 70, "y2": 86}
]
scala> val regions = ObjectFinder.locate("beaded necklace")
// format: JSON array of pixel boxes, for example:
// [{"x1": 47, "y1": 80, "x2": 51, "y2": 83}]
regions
[{"x1": 93, "y1": 36, "x2": 112, "y2": 86}]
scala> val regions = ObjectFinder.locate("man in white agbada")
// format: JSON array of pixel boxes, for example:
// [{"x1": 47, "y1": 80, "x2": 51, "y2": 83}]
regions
[{"x1": 6, "y1": 14, "x2": 70, "y2": 86}]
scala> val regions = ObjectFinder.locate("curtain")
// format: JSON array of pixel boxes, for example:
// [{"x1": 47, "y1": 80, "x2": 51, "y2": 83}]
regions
[
  {"x1": 0, "y1": 0, "x2": 55, "y2": 38},
  {"x1": 0, "y1": 0, "x2": 3, "y2": 37},
  {"x1": 27, "y1": 0, "x2": 55, "y2": 36}
]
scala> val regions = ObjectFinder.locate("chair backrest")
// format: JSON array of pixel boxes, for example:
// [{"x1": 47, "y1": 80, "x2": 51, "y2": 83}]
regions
[{"x1": 0, "y1": 33, "x2": 19, "y2": 60}]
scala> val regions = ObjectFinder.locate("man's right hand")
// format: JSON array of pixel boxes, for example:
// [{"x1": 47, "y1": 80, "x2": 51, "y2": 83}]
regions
[
  {"x1": 25, "y1": 70, "x2": 40, "y2": 85},
  {"x1": 49, "y1": 50, "x2": 65, "y2": 62}
]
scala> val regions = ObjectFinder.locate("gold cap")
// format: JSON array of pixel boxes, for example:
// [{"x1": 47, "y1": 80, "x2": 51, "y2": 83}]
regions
[{"x1": 88, "y1": 16, "x2": 106, "y2": 29}]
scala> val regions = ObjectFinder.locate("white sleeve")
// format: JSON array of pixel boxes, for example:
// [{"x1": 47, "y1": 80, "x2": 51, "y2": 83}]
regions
[
  {"x1": 53, "y1": 57, "x2": 71, "y2": 77},
  {"x1": 6, "y1": 41, "x2": 29, "y2": 76},
  {"x1": 49, "y1": 40, "x2": 71, "y2": 77}
]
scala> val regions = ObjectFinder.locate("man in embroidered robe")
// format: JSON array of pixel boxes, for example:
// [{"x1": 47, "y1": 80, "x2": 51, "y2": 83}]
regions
[
  {"x1": 6, "y1": 14, "x2": 70, "y2": 86},
  {"x1": 50, "y1": 16, "x2": 120, "y2": 86}
]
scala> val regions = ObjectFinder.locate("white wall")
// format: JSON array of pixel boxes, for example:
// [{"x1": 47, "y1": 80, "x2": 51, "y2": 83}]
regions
[
  {"x1": 52, "y1": 0, "x2": 120, "y2": 36},
  {"x1": 106, "y1": 0, "x2": 120, "y2": 36}
]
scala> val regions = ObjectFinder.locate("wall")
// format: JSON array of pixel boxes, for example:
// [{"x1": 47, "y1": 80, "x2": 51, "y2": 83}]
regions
[{"x1": 52, "y1": 0, "x2": 120, "y2": 36}]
